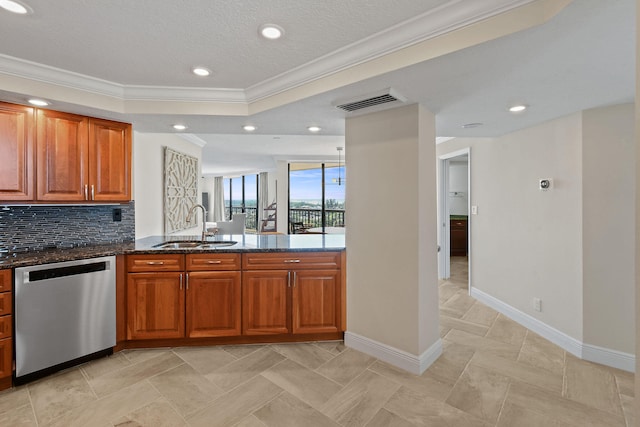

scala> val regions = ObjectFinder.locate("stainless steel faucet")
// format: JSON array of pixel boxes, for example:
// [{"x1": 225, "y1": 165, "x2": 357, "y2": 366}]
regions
[{"x1": 186, "y1": 204, "x2": 210, "y2": 242}]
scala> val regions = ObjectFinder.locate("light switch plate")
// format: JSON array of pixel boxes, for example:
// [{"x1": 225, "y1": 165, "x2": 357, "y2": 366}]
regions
[{"x1": 471, "y1": 205, "x2": 478, "y2": 215}]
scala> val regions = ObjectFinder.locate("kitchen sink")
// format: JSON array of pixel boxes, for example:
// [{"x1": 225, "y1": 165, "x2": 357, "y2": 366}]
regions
[
  {"x1": 152, "y1": 241, "x2": 237, "y2": 249},
  {"x1": 198, "y1": 241, "x2": 237, "y2": 248},
  {"x1": 152, "y1": 241, "x2": 202, "y2": 249}
]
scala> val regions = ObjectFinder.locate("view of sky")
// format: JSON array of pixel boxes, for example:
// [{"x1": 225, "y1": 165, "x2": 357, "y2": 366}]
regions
[
  {"x1": 290, "y1": 166, "x2": 345, "y2": 202},
  {"x1": 224, "y1": 166, "x2": 346, "y2": 204}
]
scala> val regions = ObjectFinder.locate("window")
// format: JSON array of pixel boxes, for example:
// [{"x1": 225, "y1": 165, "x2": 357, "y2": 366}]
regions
[
  {"x1": 288, "y1": 163, "x2": 345, "y2": 234},
  {"x1": 223, "y1": 174, "x2": 259, "y2": 231}
]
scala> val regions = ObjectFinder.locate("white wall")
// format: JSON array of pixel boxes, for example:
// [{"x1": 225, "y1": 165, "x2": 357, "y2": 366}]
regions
[
  {"x1": 448, "y1": 161, "x2": 468, "y2": 215},
  {"x1": 437, "y1": 104, "x2": 636, "y2": 358},
  {"x1": 345, "y1": 104, "x2": 439, "y2": 367},
  {"x1": 133, "y1": 132, "x2": 203, "y2": 238},
  {"x1": 582, "y1": 104, "x2": 635, "y2": 354}
]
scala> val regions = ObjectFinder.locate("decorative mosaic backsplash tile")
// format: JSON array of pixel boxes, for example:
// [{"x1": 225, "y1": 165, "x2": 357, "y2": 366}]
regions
[{"x1": 0, "y1": 202, "x2": 135, "y2": 254}]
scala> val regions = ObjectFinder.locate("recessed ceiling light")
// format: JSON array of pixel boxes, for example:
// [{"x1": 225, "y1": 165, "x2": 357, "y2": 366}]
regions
[
  {"x1": 28, "y1": 98, "x2": 49, "y2": 106},
  {"x1": 461, "y1": 122, "x2": 483, "y2": 129},
  {"x1": 308, "y1": 126, "x2": 321, "y2": 133},
  {"x1": 509, "y1": 104, "x2": 528, "y2": 113},
  {"x1": 172, "y1": 124, "x2": 187, "y2": 131},
  {"x1": 259, "y1": 24, "x2": 284, "y2": 40},
  {"x1": 0, "y1": 0, "x2": 32, "y2": 14},
  {"x1": 192, "y1": 67, "x2": 211, "y2": 77},
  {"x1": 243, "y1": 125, "x2": 256, "y2": 132}
]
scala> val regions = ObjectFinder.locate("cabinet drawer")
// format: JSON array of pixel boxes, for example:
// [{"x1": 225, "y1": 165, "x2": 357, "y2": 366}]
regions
[
  {"x1": 0, "y1": 270, "x2": 10, "y2": 293},
  {"x1": 0, "y1": 293, "x2": 10, "y2": 316},
  {"x1": 450, "y1": 220, "x2": 467, "y2": 229},
  {"x1": 186, "y1": 253, "x2": 241, "y2": 271},
  {"x1": 127, "y1": 254, "x2": 184, "y2": 272},
  {"x1": 0, "y1": 316, "x2": 10, "y2": 339},
  {"x1": 242, "y1": 252, "x2": 341, "y2": 270}
]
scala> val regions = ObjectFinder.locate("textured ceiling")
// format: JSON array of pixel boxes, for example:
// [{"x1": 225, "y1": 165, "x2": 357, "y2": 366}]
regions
[
  {"x1": 0, "y1": 0, "x2": 446, "y2": 87},
  {"x1": 0, "y1": 0, "x2": 635, "y2": 175}
]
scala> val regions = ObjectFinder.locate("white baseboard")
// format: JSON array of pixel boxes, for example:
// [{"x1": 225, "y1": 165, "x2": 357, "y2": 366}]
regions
[
  {"x1": 470, "y1": 287, "x2": 635, "y2": 372},
  {"x1": 344, "y1": 331, "x2": 442, "y2": 375}
]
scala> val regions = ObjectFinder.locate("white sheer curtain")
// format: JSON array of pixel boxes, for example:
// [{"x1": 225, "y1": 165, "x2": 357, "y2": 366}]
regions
[
  {"x1": 258, "y1": 172, "x2": 269, "y2": 226},
  {"x1": 212, "y1": 176, "x2": 226, "y2": 222}
]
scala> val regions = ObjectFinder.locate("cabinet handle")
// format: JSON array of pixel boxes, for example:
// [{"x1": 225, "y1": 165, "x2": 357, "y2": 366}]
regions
[
  {"x1": 287, "y1": 271, "x2": 291, "y2": 287},
  {"x1": 293, "y1": 271, "x2": 297, "y2": 288},
  {"x1": 91, "y1": 184, "x2": 95, "y2": 200},
  {"x1": 206, "y1": 260, "x2": 222, "y2": 264},
  {"x1": 179, "y1": 273, "x2": 183, "y2": 290},
  {"x1": 84, "y1": 184, "x2": 88, "y2": 200},
  {"x1": 146, "y1": 261, "x2": 164, "y2": 265},
  {"x1": 284, "y1": 259, "x2": 301, "y2": 263},
  {"x1": 186, "y1": 273, "x2": 189, "y2": 290}
]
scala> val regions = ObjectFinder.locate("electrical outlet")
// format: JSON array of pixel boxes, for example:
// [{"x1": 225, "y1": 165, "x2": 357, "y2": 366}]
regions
[
  {"x1": 112, "y1": 208, "x2": 122, "y2": 222},
  {"x1": 533, "y1": 297, "x2": 542, "y2": 312}
]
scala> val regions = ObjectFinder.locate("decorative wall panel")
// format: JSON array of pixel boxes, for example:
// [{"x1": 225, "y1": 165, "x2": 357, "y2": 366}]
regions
[{"x1": 164, "y1": 147, "x2": 198, "y2": 234}]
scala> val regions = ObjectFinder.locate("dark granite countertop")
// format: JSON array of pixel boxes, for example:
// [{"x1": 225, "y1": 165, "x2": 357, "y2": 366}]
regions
[
  {"x1": 450, "y1": 215, "x2": 468, "y2": 220},
  {"x1": 0, "y1": 234, "x2": 346, "y2": 269}
]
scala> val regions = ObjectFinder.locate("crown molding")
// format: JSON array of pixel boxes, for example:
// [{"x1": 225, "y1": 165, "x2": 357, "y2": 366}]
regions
[
  {"x1": 0, "y1": 54, "x2": 246, "y2": 104},
  {"x1": 123, "y1": 85, "x2": 246, "y2": 103},
  {"x1": 0, "y1": 53, "x2": 124, "y2": 98},
  {"x1": 177, "y1": 134, "x2": 208, "y2": 148},
  {"x1": 244, "y1": 0, "x2": 536, "y2": 102},
  {"x1": 0, "y1": 0, "x2": 537, "y2": 110}
]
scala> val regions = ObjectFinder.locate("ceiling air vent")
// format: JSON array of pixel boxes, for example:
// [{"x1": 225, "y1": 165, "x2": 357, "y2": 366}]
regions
[{"x1": 333, "y1": 88, "x2": 407, "y2": 113}]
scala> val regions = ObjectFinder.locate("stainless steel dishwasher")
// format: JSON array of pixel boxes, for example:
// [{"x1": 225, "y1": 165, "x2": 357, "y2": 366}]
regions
[{"x1": 14, "y1": 256, "x2": 116, "y2": 384}]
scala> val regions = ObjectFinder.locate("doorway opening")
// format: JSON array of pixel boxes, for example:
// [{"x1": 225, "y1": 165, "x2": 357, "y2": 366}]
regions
[{"x1": 438, "y1": 148, "x2": 471, "y2": 291}]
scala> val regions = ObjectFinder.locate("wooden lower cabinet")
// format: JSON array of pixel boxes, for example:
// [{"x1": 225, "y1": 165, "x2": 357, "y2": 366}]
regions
[
  {"x1": 242, "y1": 271, "x2": 290, "y2": 335},
  {"x1": 125, "y1": 251, "x2": 344, "y2": 345},
  {"x1": 0, "y1": 269, "x2": 12, "y2": 390},
  {"x1": 126, "y1": 253, "x2": 243, "y2": 340},
  {"x1": 242, "y1": 252, "x2": 342, "y2": 336},
  {"x1": 0, "y1": 338, "x2": 12, "y2": 379},
  {"x1": 450, "y1": 218, "x2": 468, "y2": 256},
  {"x1": 292, "y1": 270, "x2": 340, "y2": 334},
  {"x1": 187, "y1": 271, "x2": 241, "y2": 337},
  {"x1": 127, "y1": 272, "x2": 185, "y2": 339}
]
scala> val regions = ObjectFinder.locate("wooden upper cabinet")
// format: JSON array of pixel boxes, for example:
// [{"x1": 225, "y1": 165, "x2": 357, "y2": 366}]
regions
[
  {"x1": 0, "y1": 105, "x2": 133, "y2": 203},
  {"x1": 36, "y1": 109, "x2": 89, "y2": 201},
  {"x1": 89, "y1": 118, "x2": 131, "y2": 201},
  {"x1": 0, "y1": 102, "x2": 35, "y2": 201}
]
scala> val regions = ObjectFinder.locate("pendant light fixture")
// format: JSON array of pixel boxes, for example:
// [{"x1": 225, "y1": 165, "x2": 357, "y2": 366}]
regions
[{"x1": 334, "y1": 147, "x2": 344, "y2": 186}]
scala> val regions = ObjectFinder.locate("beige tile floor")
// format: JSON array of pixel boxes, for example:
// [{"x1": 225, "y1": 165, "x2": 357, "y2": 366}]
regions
[{"x1": 0, "y1": 256, "x2": 635, "y2": 426}]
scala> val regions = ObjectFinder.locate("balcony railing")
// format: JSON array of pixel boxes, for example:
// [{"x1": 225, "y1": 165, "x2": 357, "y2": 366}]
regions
[
  {"x1": 289, "y1": 208, "x2": 345, "y2": 229},
  {"x1": 223, "y1": 206, "x2": 345, "y2": 233}
]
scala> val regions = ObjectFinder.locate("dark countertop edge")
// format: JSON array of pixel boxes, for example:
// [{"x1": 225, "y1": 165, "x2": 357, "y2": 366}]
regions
[
  {"x1": 0, "y1": 235, "x2": 346, "y2": 269},
  {"x1": 450, "y1": 215, "x2": 468, "y2": 220}
]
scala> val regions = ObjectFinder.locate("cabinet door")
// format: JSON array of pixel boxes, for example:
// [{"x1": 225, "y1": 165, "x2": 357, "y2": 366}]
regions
[
  {"x1": 0, "y1": 102, "x2": 34, "y2": 201},
  {"x1": 127, "y1": 272, "x2": 185, "y2": 339},
  {"x1": 88, "y1": 118, "x2": 131, "y2": 201},
  {"x1": 242, "y1": 271, "x2": 290, "y2": 335},
  {"x1": 450, "y1": 219, "x2": 467, "y2": 256},
  {"x1": 0, "y1": 338, "x2": 12, "y2": 379},
  {"x1": 292, "y1": 269, "x2": 340, "y2": 334},
  {"x1": 36, "y1": 109, "x2": 89, "y2": 201},
  {"x1": 186, "y1": 271, "x2": 241, "y2": 338}
]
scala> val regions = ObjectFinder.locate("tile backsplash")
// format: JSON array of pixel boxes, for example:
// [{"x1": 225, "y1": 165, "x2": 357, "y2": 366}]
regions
[{"x1": 0, "y1": 202, "x2": 135, "y2": 254}]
